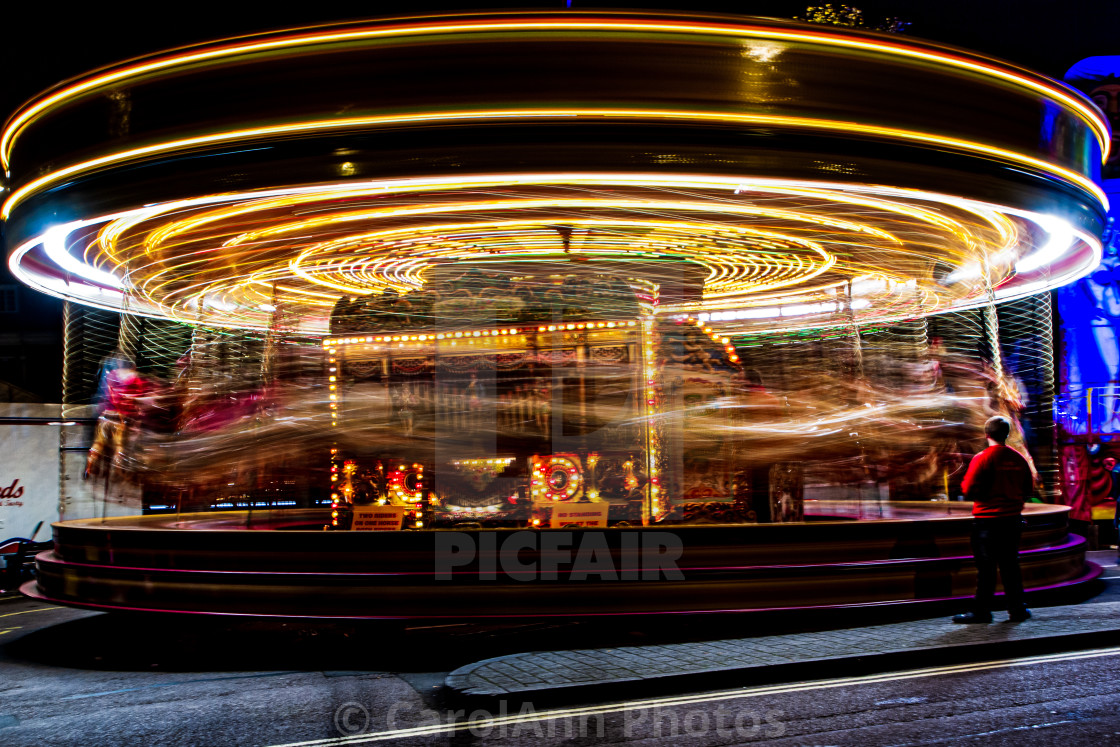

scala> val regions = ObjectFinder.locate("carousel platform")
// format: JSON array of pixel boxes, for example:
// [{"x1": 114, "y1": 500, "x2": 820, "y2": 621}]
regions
[{"x1": 22, "y1": 502, "x2": 1097, "y2": 619}]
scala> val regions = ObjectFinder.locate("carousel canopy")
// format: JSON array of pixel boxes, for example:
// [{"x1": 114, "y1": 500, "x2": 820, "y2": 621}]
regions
[{"x1": 2, "y1": 11, "x2": 1108, "y2": 334}]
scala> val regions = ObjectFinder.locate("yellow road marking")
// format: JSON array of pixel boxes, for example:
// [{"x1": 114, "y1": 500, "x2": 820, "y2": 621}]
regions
[{"x1": 0, "y1": 607, "x2": 58, "y2": 619}]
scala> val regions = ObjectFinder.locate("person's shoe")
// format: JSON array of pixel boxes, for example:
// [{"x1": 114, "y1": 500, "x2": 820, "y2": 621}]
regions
[
  {"x1": 952, "y1": 612, "x2": 992, "y2": 624},
  {"x1": 1006, "y1": 608, "x2": 1031, "y2": 622}
]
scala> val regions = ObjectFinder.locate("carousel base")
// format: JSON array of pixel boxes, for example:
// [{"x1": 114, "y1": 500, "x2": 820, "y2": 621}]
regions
[{"x1": 23, "y1": 502, "x2": 1097, "y2": 619}]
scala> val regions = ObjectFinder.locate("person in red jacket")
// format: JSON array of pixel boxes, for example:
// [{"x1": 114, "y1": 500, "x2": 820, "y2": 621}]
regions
[{"x1": 953, "y1": 415, "x2": 1035, "y2": 624}]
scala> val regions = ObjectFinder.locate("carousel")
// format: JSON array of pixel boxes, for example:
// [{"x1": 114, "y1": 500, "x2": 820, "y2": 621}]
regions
[
  {"x1": 321, "y1": 267, "x2": 756, "y2": 532},
  {"x1": 4, "y1": 12, "x2": 1106, "y2": 617}
]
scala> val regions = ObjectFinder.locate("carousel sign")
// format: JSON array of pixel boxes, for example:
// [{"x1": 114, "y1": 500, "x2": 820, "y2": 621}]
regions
[{"x1": 351, "y1": 505, "x2": 410, "y2": 531}]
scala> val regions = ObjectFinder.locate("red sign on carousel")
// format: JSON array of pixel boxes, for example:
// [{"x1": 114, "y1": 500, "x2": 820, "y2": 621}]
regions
[{"x1": 549, "y1": 503, "x2": 610, "y2": 529}]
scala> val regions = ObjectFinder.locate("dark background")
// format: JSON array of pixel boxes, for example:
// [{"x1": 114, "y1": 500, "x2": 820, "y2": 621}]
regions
[{"x1": 2, "y1": 0, "x2": 1118, "y2": 401}]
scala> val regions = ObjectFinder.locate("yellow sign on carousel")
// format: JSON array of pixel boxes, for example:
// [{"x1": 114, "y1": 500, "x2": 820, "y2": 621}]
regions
[{"x1": 351, "y1": 505, "x2": 411, "y2": 531}]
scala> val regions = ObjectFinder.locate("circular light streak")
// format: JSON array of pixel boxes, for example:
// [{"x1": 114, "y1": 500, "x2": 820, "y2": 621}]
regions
[
  {"x1": 3, "y1": 15, "x2": 1106, "y2": 338},
  {"x1": 1, "y1": 107, "x2": 1108, "y2": 222},
  {"x1": 287, "y1": 217, "x2": 836, "y2": 298},
  {"x1": 2, "y1": 15, "x2": 1108, "y2": 174},
  {"x1": 6, "y1": 173, "x2": 1100, "y2": 335}
]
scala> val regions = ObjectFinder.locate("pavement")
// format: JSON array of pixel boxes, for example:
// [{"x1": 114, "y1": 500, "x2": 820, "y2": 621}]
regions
[{"x1": 446, "y1": 549, "x2": 1120, "y2": 703}]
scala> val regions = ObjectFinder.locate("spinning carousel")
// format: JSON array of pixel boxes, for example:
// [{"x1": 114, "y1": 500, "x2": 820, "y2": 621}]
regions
[
  {"x1": 322, "y1": 267, "x2": 757, "y2": 531},
  {"x1": 5, "y1": 12, "x2": 1105, "y2": 616}
]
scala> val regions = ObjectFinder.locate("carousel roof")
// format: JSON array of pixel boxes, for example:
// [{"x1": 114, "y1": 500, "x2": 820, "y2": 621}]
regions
[{"x1": 2, "y1": 12, "x2": 1107, "y2": 334}]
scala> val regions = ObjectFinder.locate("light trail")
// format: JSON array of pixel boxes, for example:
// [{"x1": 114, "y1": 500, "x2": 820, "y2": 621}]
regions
[
  {"x1": 7, "y1": 173, "x2": 1097, "y2": 333},
  {"x1": 2, "y1": 17, "x2": 1108, "y2": 172},
  {"x1": 2, "y1": 107, "x2": 1107, "y2": 220}
]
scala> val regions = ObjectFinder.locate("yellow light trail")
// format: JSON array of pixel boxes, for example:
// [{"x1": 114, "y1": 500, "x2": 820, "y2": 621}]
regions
[
  {"x1": 207, "y1": 197, "x2": 901, "y2": 250},
  {"x1": 107, "y1": 174, "x2": 985, "y2": 315},
  {"x1": 2, "y1": 17, "x2": 1108, "y2": 171},
  {"x1": 1, "y1": 108, "x2": 1107, "y2": 221},
  {"x1": 285, "y1": 217, "x2": 836, "y2": 300},
  {"x1": 10, "y1": 172, "x2": 1094, "y2": 333},
  {"x1": 88, "y1": 170, "x2": 1037, "y2": 260}
]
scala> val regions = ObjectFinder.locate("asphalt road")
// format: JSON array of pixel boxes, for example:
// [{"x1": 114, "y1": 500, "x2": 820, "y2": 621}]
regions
[
  {"x1": 353, "y1": 647, "x2": 1120, "y2": 746},
  {"x1": 1, "y1": 562, "x2": 1119, "y2": 746}
]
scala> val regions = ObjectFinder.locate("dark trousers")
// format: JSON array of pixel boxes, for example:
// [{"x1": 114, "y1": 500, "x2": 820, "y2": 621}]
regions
[{"x1": 971, "y1": 516, "x2": 1025, "y2": 613}]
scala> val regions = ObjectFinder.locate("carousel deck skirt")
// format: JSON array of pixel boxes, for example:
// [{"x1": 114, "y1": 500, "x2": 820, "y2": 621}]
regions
[{"x1": 23, "y1": 502, "x2": 1095, "y2": 618}]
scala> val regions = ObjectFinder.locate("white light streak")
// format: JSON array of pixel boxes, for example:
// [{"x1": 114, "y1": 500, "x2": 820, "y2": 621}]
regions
[
  {"x1": 43, "y1": 224, "x2": 125, "y2": 289},
  {"x1": 1016, "y1": 216, "x2": 1075, "y2": 273}
]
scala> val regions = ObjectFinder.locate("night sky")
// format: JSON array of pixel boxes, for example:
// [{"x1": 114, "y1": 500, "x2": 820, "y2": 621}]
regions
[{"x1": 2, "y1": 0, "x2": 1118, "y2": 400}]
